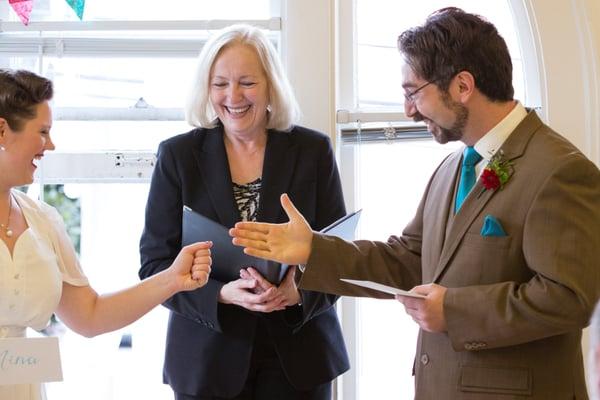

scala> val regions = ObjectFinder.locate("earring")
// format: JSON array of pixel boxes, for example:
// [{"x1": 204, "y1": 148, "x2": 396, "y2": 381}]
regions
[{"x1": 0, "y1": 145, "x2": 5, "y2": 151}]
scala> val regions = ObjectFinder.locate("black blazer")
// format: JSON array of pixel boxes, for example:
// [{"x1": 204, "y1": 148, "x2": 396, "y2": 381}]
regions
[{"x1": 139, "y1": 125, "x2": 350, "y2": 397}]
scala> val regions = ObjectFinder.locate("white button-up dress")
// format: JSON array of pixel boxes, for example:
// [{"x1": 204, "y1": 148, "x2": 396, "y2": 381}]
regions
[{"x1": 0, "y1": 190, "x2": 88, "y2": 400}]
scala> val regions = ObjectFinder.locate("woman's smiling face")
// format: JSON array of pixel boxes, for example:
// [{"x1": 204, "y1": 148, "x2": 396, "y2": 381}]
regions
[
  {"x1": 0, "y1": 101, "x2": 55, "y2": 187},
  {"x1": 209, "y1": 43, "x2": 270, "y2": 139}
]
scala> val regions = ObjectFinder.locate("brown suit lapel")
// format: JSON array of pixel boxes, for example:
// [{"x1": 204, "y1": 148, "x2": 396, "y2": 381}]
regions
[
  {"x1": 423, "y1": 152, "x2": 461, "y2": 283},
  {"x1": 431, "y1": 111, "x2": 543, "y2": 283}
]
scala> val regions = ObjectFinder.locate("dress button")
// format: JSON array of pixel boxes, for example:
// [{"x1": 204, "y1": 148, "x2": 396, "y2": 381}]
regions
[
  {"x1": 8, "y1": 304, "x2": 15, "y2": 310},
  {"x1": 14, "y1": 273, "x2": 20, "y2": 280},
  {"x1": 420, "y1": 354, "x2": 429, "y2": 365},
  {"x1": 14, "y1": 289, "x2": 19, "y2": 296}
]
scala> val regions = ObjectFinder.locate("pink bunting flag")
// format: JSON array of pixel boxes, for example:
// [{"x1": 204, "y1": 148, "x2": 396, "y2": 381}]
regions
[{"x1": 9, "y1": 0, "x2": 34, "y2": 26}]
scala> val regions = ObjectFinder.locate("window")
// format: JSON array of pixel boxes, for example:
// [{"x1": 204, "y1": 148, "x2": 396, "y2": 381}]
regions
[
  {"x1": 0, "y1": 1, "x2": 278, "y2": 399},
  {"x1": 355, "y1": 0, "x2": 526, "y2": 109},
  {"x1": 335, "y1": 1, "x2": 536, "y2": 399}
]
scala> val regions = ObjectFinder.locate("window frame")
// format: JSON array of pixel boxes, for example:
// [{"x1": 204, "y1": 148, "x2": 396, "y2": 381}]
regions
[{"x1": 334, "y1": 1, "x2": 548, "y2": 399}]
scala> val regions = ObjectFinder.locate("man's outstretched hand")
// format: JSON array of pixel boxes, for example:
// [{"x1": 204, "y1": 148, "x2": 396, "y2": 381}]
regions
[{"x1": 230, "y1": 194, "x2": 314, "y2": 265}]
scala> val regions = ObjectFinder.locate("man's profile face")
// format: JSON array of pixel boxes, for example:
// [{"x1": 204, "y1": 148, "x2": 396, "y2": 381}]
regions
[{"x1": 401, "y1": 64, "x2": 467, "y2": 144}]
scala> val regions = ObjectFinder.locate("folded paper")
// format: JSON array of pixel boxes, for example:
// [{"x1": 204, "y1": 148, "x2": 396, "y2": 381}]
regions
[
  {"x1": 0, "y1": 337, "x2": 62, "y2": 384},
  {"x1": 340, "y1": 279, "x2": 426, "y2": 298}
]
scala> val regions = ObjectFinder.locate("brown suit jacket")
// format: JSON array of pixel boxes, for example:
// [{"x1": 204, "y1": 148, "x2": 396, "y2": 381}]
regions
[{"x1": 300, "y1": 111, "x2": 600, "y2": 399}]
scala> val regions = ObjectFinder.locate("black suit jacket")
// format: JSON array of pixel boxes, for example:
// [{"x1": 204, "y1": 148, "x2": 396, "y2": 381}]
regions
[{"x1": 139, "y1": 124, "x2": 350, "y2": 397}]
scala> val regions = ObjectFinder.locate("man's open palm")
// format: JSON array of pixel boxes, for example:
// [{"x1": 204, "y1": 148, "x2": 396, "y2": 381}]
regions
[{"x1": 230, "y1": 194, "x2": 313, "y2": 265}]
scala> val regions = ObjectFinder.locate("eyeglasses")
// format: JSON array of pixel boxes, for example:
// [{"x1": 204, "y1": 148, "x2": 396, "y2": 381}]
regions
[{"x1": 404, "y1": 81, "x2": 434, "y2": 103}]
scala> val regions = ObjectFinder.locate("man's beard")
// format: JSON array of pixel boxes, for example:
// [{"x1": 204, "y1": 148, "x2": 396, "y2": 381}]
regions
[{"x1": 414, "y1": 93, "x2": 468, "y2": 144}]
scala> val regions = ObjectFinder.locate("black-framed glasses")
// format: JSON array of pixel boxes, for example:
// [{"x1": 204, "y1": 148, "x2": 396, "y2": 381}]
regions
[{"x1": 404, "y1": 81, "x2": 434, "y2": 103}]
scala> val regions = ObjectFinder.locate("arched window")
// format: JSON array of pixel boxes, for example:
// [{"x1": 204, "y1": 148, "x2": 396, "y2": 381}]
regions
[{"x1": 335, "y1": 1, "x2": 539, "y2": 399}]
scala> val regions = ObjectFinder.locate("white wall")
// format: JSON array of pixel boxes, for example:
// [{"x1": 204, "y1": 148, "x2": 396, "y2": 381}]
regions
[
  {"x1": 281, "y1": 0, "x2": 336, "y2": 137},
  {"x1": 527, "y1": 0, "x2": 600, "y2": 164}
]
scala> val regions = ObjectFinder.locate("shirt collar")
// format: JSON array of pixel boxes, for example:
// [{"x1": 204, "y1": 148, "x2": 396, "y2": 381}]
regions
[{"x1": 474, "y1": 101, "x2": 527, "y2": 161}]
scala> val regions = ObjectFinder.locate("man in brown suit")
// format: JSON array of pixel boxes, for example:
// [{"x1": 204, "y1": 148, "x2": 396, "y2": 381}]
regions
[{"x1": 231, "y1": 8, "x2": 600, "y2": 399}]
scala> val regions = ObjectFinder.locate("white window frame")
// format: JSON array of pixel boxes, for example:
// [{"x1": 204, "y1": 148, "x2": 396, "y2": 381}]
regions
[{"x1": 2, "y1": 17, "x2": 281, "y2": 184}]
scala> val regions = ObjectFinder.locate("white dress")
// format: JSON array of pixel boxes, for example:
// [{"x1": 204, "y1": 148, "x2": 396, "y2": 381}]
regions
[{"x1": 0, "y1": 190, "x2": 88, "y2": 400}]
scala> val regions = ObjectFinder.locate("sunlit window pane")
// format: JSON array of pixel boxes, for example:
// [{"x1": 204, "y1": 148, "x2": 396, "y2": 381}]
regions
[
  {"x1": 347, "y1": 138, "x2": 461, "y2": 400},
  {"x1": 350, "y1": 2, "x2": 524, "y2": 399},
  {"x1": 46, "y1": 57, "x2": 197, "y2": 109},
  {"x1": 34, "y1": 184, "x2": 171, "y2": 400},
  {"x1": 51, "y1": 121, "x2": 189, "y2": 152},
  {"x1": 356, "y1": 0, "x2": 525, "y2": 109}
]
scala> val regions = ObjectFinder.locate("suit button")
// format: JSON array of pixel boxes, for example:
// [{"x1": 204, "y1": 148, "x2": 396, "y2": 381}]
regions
[{"x1": 420, "y1": 354, "x2": 429, "y2": 365}]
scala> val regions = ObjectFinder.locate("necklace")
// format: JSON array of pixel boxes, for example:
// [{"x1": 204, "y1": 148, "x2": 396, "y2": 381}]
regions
[{"x1": 0, "y1": 194, "x2": 13, "y2": 238}]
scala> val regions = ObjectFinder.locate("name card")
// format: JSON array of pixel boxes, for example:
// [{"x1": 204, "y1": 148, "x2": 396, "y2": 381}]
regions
[{"x1": 0, "y1": 337, "x2": 63, "y2": 385}]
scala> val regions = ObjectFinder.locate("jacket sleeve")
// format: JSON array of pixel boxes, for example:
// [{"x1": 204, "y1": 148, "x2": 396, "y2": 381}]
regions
[
  {"x1": 298, "y1": 199, "x2": 425, "y2": 298},
  {"x1": 139, "y1": 140, "x2": 226, "y2": 333}
]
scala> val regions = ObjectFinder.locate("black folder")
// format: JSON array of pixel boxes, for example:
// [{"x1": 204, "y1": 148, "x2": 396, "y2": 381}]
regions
[
  {"x1": 320, "y1": 209, "x2": 362, "y2": 240},
  {"x1": 181, "y1": 206, "x2": 361, "y2": 284}
]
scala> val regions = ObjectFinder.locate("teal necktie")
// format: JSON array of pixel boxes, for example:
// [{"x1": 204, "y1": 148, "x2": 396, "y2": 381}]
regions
[{"x1": 455, "y1": 146, "x2": 482, "y2": 213}]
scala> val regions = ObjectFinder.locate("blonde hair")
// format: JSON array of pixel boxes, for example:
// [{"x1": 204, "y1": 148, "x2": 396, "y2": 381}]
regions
[{"x1": 185, "y1": 24, "x2": 300, "y2": 131}]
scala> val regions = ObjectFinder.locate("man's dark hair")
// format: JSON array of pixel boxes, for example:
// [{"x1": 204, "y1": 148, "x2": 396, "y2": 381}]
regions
[
  {"x1": 398, "y1": 7, "x2": 514, "y2": 102},
  {"x1": 0, "y1": 69, "x2": 53, "y2": 131}
]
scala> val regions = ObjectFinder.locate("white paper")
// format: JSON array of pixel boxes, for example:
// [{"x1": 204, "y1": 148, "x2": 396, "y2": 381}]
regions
[
  {"x1": 340, "y1": 279, "x2": 426, "y2": 298},
  {"x1": 0, "y1": 337, "x2": 63, "y2": 384}
]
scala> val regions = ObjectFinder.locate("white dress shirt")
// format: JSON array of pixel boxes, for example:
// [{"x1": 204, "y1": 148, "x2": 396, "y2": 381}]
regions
[{"x1": 473, "y1": 101, "x2": 528, "y2": 176}]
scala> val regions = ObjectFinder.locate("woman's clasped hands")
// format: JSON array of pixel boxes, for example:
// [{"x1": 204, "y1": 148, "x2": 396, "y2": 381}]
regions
[{"x1": 218, "y1": 266, "x2": 301, "y2": 312}]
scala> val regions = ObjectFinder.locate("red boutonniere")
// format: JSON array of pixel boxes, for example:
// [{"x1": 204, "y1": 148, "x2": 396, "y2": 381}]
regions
[{"x1": 480, "y1": 150, "x2": 513, "y2": 191}]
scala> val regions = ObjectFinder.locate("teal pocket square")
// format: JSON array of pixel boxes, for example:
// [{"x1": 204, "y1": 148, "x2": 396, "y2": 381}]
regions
[{"x1": 481, "y1": 215, "x2": 507, "y2": 237}]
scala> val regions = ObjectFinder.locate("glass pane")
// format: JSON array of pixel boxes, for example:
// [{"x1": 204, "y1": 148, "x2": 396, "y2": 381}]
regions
[
  {"x1": 342, "y1": 139, "x2": 462, "y2": 400},
  {"x1": 0, "y1": 56, "x2": 40, "y2": 72},
  {"x1": 51, "y1": 121, "x2": 190, "y2": 152},
  {"x1": 2, "y1": 54, "x2": 201, "y2": 151},
  {"x1": 22, "y1": 183, "x2": 171, "y2": 400},
  {"x1": 0, "y1": 0, "x2": 274, "y2": 22},
  {"x1": 43, "y1": 185, "x2": 81, "y2": 253},
  {"x1": 356, "y1": 0, "x2": 525, "y2": 108},
  {"x1": 46, "y1": 57, "x2": 197, "y2": 109}
]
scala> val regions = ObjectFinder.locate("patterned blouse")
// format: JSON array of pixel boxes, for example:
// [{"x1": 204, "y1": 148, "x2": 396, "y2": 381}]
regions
[{"x1": 233, "y1": 178, "x2": 262, "y2": 222}]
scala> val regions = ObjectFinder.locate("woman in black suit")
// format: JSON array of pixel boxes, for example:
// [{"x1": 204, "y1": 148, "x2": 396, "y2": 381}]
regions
[{"x1": 139, "y1": 24, "x2": 349, "y2": 400}]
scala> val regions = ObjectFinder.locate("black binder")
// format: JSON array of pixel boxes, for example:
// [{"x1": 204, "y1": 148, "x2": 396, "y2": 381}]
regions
[{"x1": 181, "y1": 206, "x2": 361, "y2": 284}]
